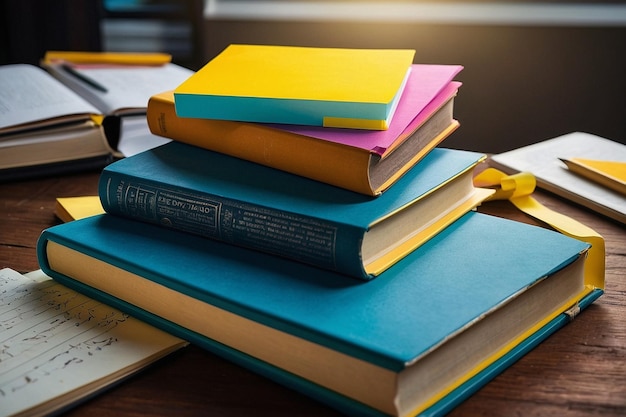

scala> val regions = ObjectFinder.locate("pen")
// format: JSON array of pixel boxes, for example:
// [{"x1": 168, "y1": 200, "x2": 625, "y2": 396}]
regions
[{"x1": 61, "y1": 63, "x2": 108, "y2": 93}]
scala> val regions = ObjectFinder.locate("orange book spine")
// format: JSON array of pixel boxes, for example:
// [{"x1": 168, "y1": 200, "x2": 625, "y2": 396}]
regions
[{"x1": 146, "y1": 91, "x2": 375, "y2": 195}]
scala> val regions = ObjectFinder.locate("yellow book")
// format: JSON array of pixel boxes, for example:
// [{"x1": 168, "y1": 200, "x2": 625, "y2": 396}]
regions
[{"x1": 174, "y1": 44, "x2": 415, "y2": 130}]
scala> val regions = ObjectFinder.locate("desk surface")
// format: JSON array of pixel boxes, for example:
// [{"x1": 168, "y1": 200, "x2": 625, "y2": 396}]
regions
[{"x1": 1, "y1": 167, "x2": 625, "y2": 417}]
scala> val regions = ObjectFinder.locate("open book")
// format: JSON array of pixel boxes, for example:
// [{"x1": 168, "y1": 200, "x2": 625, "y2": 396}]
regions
[
  {"x1": 489, "y1": 132, "x2": 626, "y2": 225},
  {"x1": 0, "y1": 64, "x2": 112, "y2": 181},
  {"x1": 41, "y1": 57, "x2": 193, "y2": 117},
  {"x1": 0, "y1": 268, "x2": 187, "y2": 417},
  {"x1": 0, "y1": 57, "x2": 193, "y2": 181}
]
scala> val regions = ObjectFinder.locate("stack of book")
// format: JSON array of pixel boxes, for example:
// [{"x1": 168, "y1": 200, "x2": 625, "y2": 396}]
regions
[{"x1": 37, "y1": 45, "x2": 602, "y2": 417}]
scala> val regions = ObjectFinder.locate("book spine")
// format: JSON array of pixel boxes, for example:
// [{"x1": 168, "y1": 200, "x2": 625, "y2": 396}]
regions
[
  {"x1": 99, "y1": 171, "x2": 367, "y2": 278},
  {"x1": 146, "y1": 93, "x2": 375, "y2": 195}
]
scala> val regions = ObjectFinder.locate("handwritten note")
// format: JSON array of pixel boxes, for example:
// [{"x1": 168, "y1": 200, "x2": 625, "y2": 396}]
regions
[{"x1": 0, "y1": 268, "x2": 186, "y2": 417}]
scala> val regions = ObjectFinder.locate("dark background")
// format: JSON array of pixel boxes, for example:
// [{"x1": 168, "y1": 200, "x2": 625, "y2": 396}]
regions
[{"x1": 2, "y1": 0, "x2": 624, "y2": 153}]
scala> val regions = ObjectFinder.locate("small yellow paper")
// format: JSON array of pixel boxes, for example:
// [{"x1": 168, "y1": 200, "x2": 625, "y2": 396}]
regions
[{"x1": 55, "y1": 196, "x2": 105, "y2": 222}]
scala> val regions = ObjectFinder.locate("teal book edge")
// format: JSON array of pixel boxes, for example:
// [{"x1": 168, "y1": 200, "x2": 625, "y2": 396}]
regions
[
  {"x1": 173, "y1": 89, "x2": 399, "y2": 128},
  {"x1": 98, "y1": 141, "x2": 488, "y2": 279},
  {"x1": 37, "y1": 211, "x2": 596, "y2": 416}
]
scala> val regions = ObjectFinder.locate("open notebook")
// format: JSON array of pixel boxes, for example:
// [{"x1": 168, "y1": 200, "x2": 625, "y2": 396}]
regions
[{"x1": 0, "y1": 268, "x2": 187, "y2": 417}]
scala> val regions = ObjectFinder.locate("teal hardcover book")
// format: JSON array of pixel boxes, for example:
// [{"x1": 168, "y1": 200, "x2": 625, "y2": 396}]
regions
[
  {"x1": 98, "y1": 141, "x2": 492, "y2": 280},
  {"x1": 37, "y1": 211, "x2": 601, "y2": 417}
]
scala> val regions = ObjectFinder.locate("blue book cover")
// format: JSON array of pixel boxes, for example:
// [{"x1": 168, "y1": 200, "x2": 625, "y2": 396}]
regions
[
  {"x1": 37, "y1": 211, "x2": 601, "y2": 417},
  {"x1": 99, "y1": 141, "x2": 492, "y2": 279}
]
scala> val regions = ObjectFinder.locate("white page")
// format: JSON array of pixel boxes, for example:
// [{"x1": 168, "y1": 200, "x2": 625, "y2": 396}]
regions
[
  {"x1": 116, "y1": 115, "x2": 171, "y2": 157},
  {"x1": 0, "y1": 268, "x2": 186, "y2": 417},
  {"x1": 0, "y1": 65, "x2": 99, "y2": 132},
  {"x1": 44, "y1": 63, "x2": 194, "y2": 115}
]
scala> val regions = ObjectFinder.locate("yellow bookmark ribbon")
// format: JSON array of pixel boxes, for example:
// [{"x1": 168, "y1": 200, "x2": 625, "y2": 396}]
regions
[{"x1": 474, "y1": 168, "x2": 605, "y2": 289}]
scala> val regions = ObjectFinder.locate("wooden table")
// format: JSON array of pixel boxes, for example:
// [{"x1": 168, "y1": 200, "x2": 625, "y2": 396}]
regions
[{"x1": 1, "y1": 167, "x2": 625, "y2": 417}]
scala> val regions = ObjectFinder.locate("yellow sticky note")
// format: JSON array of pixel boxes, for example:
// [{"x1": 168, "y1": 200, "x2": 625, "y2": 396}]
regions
[{"x1": 55, "y1": 196, "x2": 105, "y2": 222}]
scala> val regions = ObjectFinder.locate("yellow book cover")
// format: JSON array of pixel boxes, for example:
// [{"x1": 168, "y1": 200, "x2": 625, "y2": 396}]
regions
[{"x1": 174, "y1": 44, "x2": 415, "y2": 130}]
